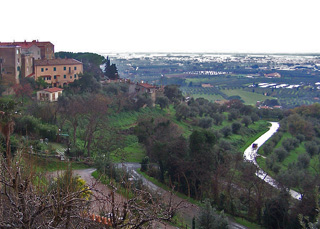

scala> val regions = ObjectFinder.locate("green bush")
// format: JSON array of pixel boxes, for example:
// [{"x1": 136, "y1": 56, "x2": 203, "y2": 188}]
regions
[{"x1": 14, "y1": 115, "x2": 58, "y2": 141}]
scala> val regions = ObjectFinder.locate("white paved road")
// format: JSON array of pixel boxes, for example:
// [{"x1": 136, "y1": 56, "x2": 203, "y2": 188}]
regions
[{"x1": 243, "y1": 122, "x2": 302, "y2": 200}]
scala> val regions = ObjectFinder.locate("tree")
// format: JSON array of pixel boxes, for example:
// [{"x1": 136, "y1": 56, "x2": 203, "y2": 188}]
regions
[
  {"x1": 13, "y1": 82, "x2": 33, "y2": 104},
  {"x1": 198, "y1": 117, "x2": 213, "y2": 129},
  {"x1": 35, "y1": 77, "x2": 48, "y2": 89},
  {"x1": 0, "y1": 98, "x2": 16, "y2": 164},
  {"x1": 135, "y1": 116, "x2": 185, "y2": 182},
  {"x1": 82, "y1": 94, "x2": 110, "y2": 157},
  {"x1": 263, "y1": 191, "x2": 290, "y2": 229},
  {"x1": 0, "y1": 148, "x2": 182, "y2": 228},
  {"x1": 175, "y1": 103, "x2": 190, "y2": 121},
  {"x1": 211, "y1": 113, "x2": 224, "y2": 125},
  {"x1": 68, "y1": 72, "x2": 101, "y2": 94},
  {"x1": 197, "y1": 199, "x2": 228, "y2": 229},
  {"x1": 104, "y1": 56, "x2": 119, "y2": 80},
  {"x1": 135, "y1": 94, "x2": 153, "y2": 110},
  {"x1": 58, "y1": 95, "x2": 85, "y2": 146},
  {"x1": 0, "y1": 154, "x2": 96, "y2": 228},
  {"x1": 282, "y1": 137, "x2": 299, "y2": 151},
  {"x1": 251, "y1": 113, "x2": 260, "y2": 124},
  {"x1": 242, "y1": 116, "x2": 252, "y2": 127},
  {"x1": 263, "y1": 142, "x2": 274, "y2": 155},
  {"x1": 274, "y1": 147, "x2": 289, "y2": 162},
  {"x1": 189, "y1": 130, "x2": 217, "y2": 199},
  {"x1": 287, "y1": 114, "x2": 315, "y2": 140},
  {"x1": 297, "y1": 153, "x2": 310, "y2": 169},
  {"x1": 220, "y1": 126, "x2": 232, "y2": 138},
  {"x1": 305, "y1": 141, "x2": 319, "y2": 157},
  {"x1": 164, "y1": 85, "x2": 183, "y2": 102},
  {"x1": 155, "y1": 96, "x2": 169, "y2": 110},
  {"x1": 232, "y1": 122, "x2": 241, "y2": 134}
]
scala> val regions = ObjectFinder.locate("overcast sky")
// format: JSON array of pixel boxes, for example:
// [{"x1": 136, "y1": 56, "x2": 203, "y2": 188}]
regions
[{"x1": 2, "y1": 0, "x2": 319, "y2": 54}]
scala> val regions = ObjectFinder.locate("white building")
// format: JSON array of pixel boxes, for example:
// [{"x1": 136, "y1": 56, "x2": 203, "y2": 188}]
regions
[{"x1": 37, "y1": 87, "x2": 63, "y2": 102}]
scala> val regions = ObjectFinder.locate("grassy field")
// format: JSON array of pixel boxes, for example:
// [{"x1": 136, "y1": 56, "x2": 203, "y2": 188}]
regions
[
  {"x1": 30, "y1": 156, "x2": 91, "y2": 172},
  {"x1": 221, "y1": 89, "x2": 276, "y2": 105},
  {"x1": 188, "y1": 93, "x2": 225, "y2": 102},
  {"x1": 112, "y1": 142, "x2": 146, "y2": 163}
]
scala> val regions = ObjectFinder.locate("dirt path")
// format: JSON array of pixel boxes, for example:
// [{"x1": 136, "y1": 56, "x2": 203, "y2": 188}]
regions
[
  {"x1": 73, "y1": 169, "x2": 127, "y2": 214},
  {"x1": 73, "y1": 169, "x2": 176, "y2": 229}
]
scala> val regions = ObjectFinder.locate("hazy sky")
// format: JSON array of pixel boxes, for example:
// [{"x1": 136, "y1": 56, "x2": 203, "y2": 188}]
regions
[{"x1": 2, "y1": 0, "x2": 319, "y2": 53}]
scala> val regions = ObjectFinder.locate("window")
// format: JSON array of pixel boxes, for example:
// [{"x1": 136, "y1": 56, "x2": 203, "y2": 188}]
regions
[
  {"x1": 41, "y1": 68, "x2": 44, "y2": 72},
  {"x1": 74, "y1": 74, "x2": 77, "y2": 78},
  {"x1": 53, "y1": 67, "x2": 56, "y2": 71},
  {"x1": 70, "y1": 75, "x2": 72, "y2": 79},
  {"x1": 64, "y1": 66, "x2": 66, "y2": 70},
  {"x1": 64, "y1": 75, "x2": 66, "y2": 79},
  {"x1": 46, "y1": 68, "x2": 48, "y2": 71},
  {"x1": 54, "y1": 75, "x2": 56, "y2": 79},
  {"x1": 74, "y1": 66, "x2": 77, "y2": 70}
]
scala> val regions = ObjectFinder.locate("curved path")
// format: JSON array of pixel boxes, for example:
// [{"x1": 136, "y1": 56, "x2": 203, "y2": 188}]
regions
[
  {"x1": 115, "y1": 163, "x2": 246, "y2": 229},
  {"x1": 243, "y1": 122, "x2": 302, "y2": 200}
]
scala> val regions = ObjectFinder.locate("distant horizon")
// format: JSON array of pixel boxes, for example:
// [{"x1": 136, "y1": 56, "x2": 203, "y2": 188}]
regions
[
  {"x1": 3, "y1": 0, "x2": 320, "y2": 55},
  {"x1": 98, "y1": 51, "x2": 320, "y2": 55}
]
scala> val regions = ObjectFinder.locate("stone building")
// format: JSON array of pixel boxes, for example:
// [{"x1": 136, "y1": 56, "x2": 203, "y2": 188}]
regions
[
  {"x1": 0, "y1": 45, "x2": 21, "y2": 84},
  {"x1": 0, "y1": 40, "x2": 54, "y2": 60}
]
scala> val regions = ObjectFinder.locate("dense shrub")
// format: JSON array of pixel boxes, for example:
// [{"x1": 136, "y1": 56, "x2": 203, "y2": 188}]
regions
[
  {"x1": 263, "y1": 142, "x2": 274, "y2": 155},
  {"x1": 274, "y1": 147, "x2": 289, "y2": 162},
  {"x1": 282, "y1": 138, "x2": 299, "y2": 151},
  {"x1": 297, "y1": 153, "x2": 310, "y2": 169},
  {"x1": 198, "y1": 117, "x2": 213, "y2": 129},
  {"x1": 304, "y1": 141, "x2": 319, "y2": 157},
  {"x1": 220, "y1": 126, "x2": 232, "y2": 138},
  {"x1": 14, "y1": 115, "x2": 58, "y2": 141},
  {"x1": 231, "y1": 122, "x2": 241, "y2": 134}
]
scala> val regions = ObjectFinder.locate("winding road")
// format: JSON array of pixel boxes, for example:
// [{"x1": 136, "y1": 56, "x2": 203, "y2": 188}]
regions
[
  {"x1": 71, "y1": 122, "x2": 298, "y2": 228},
  {"x1": 243, "y1": 122, "x2": 302, "y2": 200}
]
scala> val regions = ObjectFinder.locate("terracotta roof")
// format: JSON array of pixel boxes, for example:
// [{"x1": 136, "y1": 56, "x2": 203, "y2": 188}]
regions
[
  {"x1": 0, "y1": 41, "x2": 53, "y2": 47},
  {"x1": 26, "y1": 72, "x2": 35, "y2": 78},
  {"x1": 35, "y1": 58, "x2": 82, "y2": 66},
  {"x1": 42, "y1": 87, "x2": 63, "y2": 93},
  {"x1": 139, "y1": 83, "x2": 156, "y2": 89}
]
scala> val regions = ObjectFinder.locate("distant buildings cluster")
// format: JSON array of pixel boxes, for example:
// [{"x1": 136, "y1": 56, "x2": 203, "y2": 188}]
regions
[{"x1": 0, "y1": 40, "x2": 83, "y2": 87}]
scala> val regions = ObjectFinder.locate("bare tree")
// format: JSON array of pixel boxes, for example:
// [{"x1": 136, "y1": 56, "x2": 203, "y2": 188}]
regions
[
  {"x1": 0, "y1": 152, "x2": 98, "y2": 228},
  {"x1": 0, "y1": 150, "x2": 183, "y2": 228}
]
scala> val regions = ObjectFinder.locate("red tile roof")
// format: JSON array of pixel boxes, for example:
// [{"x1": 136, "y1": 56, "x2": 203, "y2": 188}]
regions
[
  {"x1": 0, "y1": 41, "x2": 53, "y2": 46},
  {"x1": 26, "y1": 72, "x2": 35, "y2": 78},
  {"x1": 139, "y1": 83, "x2": 156, "y2": 89},
  {"x1": 42, "y1": 87, "x2": 63, "y2": 93},
  {"x1": 35, "y1": 58, "x2": 82, "y2": 66}
]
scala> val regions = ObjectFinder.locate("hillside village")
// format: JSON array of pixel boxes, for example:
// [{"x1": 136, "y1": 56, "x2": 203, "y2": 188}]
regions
[{"x1": 0, "y1": 40, "x2": 83, "y2": 87}]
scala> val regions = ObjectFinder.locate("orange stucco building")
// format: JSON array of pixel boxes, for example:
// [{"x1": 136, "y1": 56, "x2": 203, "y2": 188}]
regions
[{"x1": 34, "y1": 58, "x2": 83, "y2": 87}]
